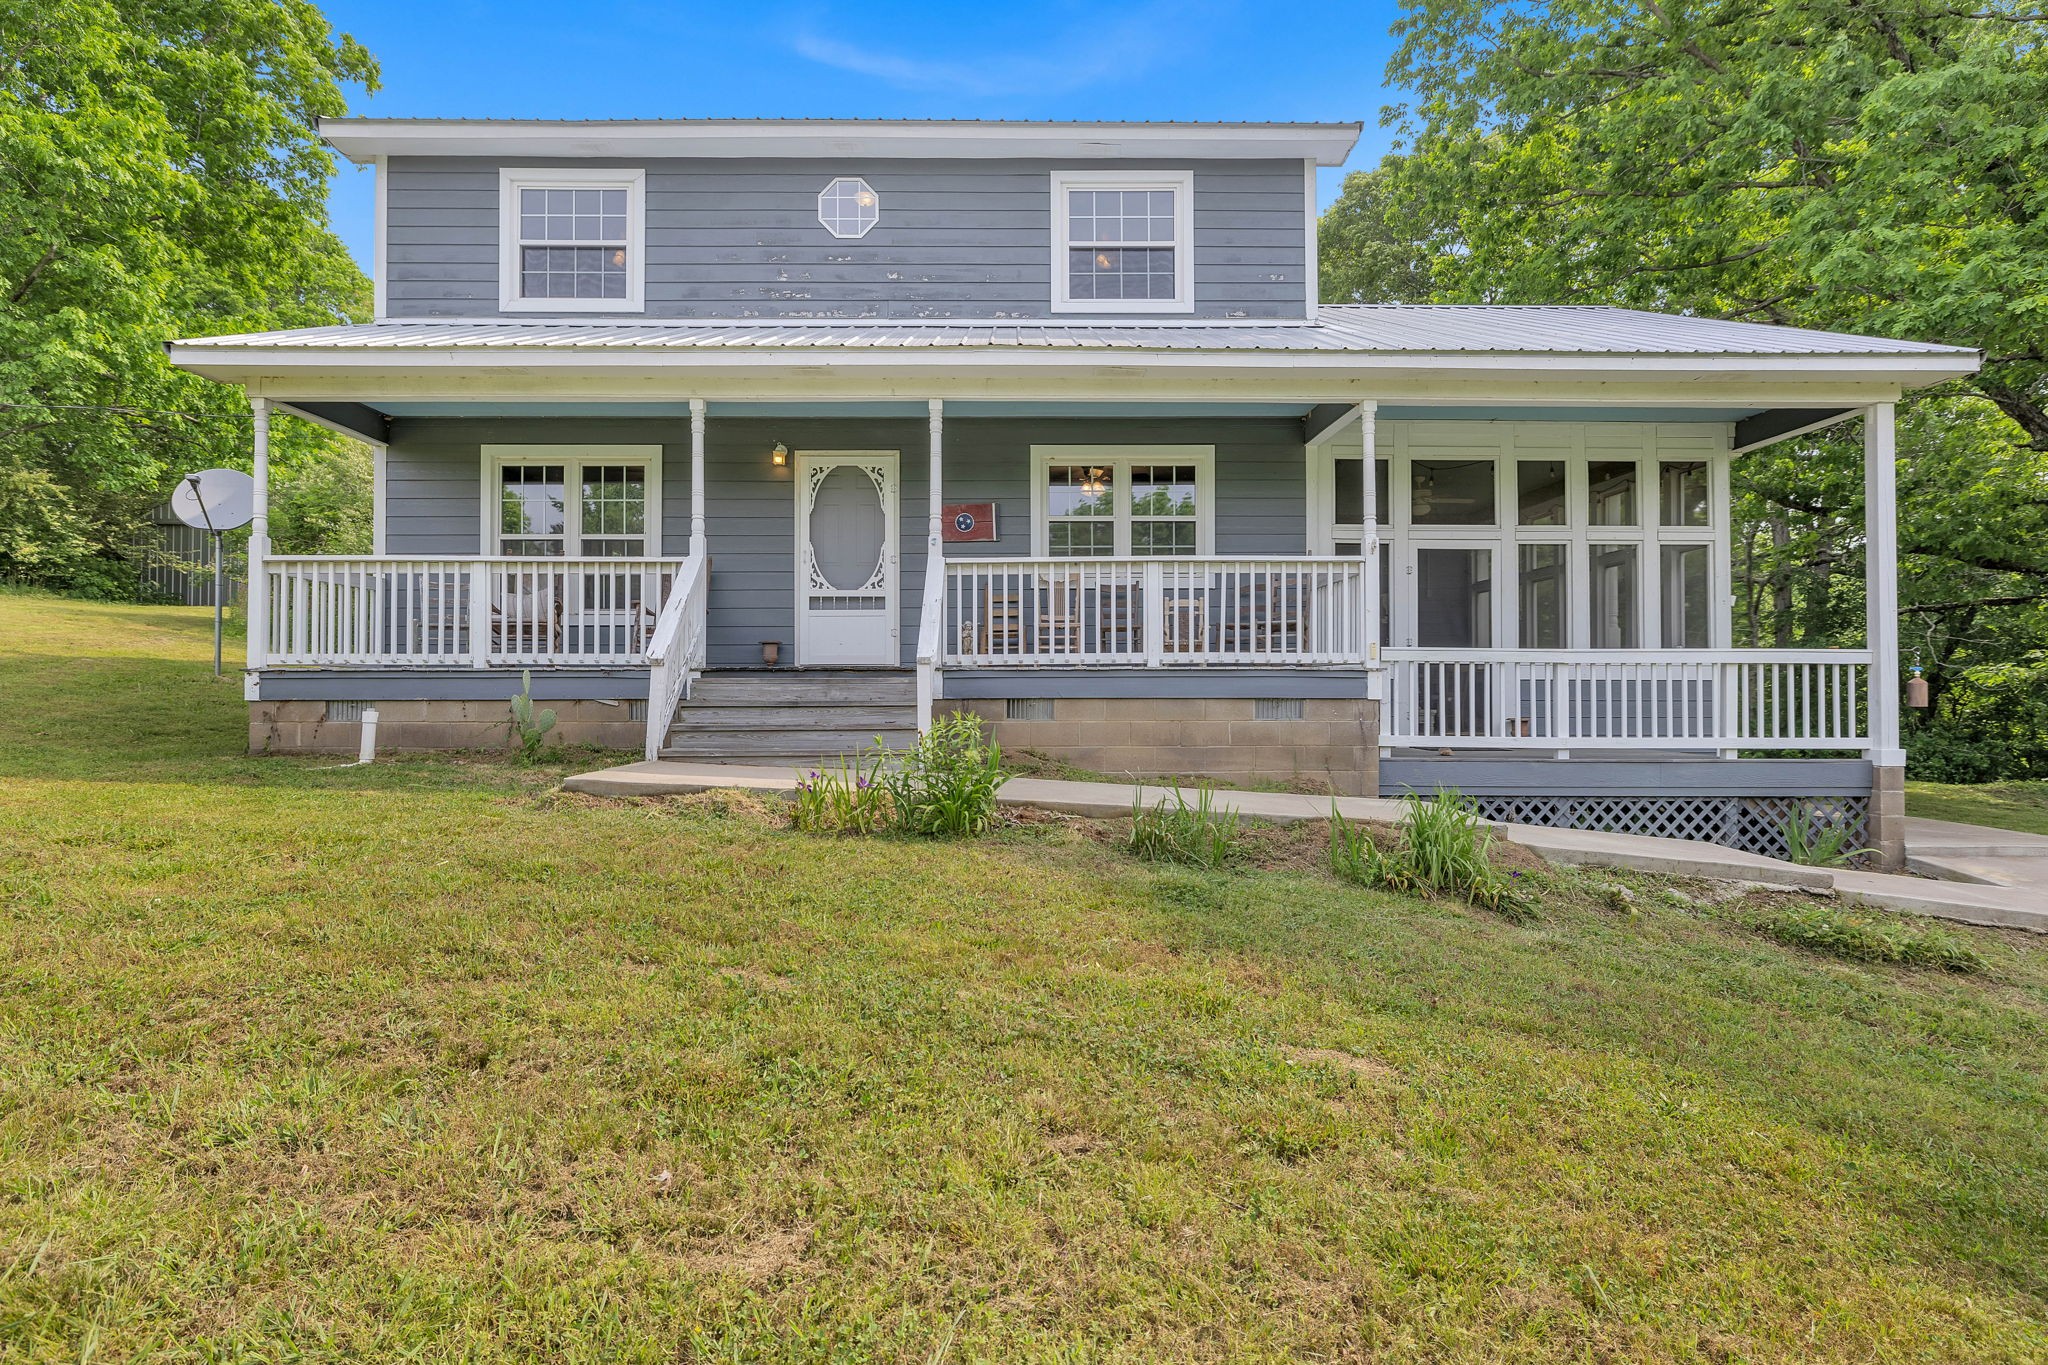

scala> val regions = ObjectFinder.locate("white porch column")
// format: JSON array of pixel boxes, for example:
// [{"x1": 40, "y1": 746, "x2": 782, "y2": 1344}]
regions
[
  {"x1": 688, "y1": 398, "x2": 707, "y2": 556},
  {"x1": 1359, "y1": 400, "x2": 1380, "y2": 693},
  {"x1": 1865, "y1": 400, "x2": 1907, "y2": 867},
  {"x1": 244, "y1": 396, "x2": 271, "y2": 693},
  {"x1": 927, "y1": 398, "x2": 944, "y2": 550}
]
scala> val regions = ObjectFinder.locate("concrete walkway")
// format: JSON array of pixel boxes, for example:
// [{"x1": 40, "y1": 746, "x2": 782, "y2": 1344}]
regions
[
  {"x1": 1906, "y1": 816, "x2": 2048, "y2": 889},
  {"x1": 564, "y1": 759, "x2": 2048, "y2": 933}
]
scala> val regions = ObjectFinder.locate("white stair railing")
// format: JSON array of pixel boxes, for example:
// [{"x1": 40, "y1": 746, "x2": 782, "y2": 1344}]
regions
[{"x1": 642, "y1": 552, "x2": 708, "y2": 760}]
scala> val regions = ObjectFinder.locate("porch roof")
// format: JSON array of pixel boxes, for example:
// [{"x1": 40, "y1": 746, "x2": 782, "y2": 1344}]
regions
[{"x1": 173, "y1": 306, "x2": 1976, "y2": 361}]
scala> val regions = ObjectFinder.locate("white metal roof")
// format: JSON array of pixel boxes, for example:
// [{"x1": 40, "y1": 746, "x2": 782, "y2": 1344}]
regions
[
  {"x1": 317, "y1": 117, "x2": 1364, "y2": 166},
  {"x1": 172, "y1": 306, "x2": 1977, "y2": 359}
]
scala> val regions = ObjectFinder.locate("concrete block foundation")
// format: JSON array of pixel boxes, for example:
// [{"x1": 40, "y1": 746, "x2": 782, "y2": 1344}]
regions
[
  {"x1": 250, "y1": 699, "x2": 641, "y2": 754},
  {"x1": 1867, "y1": 764, "x2": 1908, "y2": 872},
  {"x1": 952, "y1": 695, "x2": 1379, "y2": 795}
]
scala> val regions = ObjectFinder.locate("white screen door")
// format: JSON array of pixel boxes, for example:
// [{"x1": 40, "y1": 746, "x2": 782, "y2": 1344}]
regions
[{"x1": 795, "y1": 451, "x2": 899, "y2": 665}]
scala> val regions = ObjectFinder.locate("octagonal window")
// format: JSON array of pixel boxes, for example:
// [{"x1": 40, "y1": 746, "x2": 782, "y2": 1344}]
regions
[{"x1": 817, "y1": 177, "x2": 879, "y2": 239}]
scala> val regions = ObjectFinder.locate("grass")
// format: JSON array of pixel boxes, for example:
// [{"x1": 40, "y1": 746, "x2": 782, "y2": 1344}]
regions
[
  {"x1": 2, "y1": 590, "x2": 2047, "y2": 1361},
  {"x1": 1736, "y1": 899, "x2": 1989, "y2": 973},
  {"x1": 1909, "y1": 779, "x2": 2048, "y2": 837}
]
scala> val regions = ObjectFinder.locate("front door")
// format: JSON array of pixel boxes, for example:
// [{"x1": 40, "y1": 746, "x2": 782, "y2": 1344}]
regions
[{"x1": 795, "y1": 451, "x2": 899, "y2": 665}]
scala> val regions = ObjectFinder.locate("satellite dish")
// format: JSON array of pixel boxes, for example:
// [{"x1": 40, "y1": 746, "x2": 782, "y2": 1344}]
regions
[{"x1": 169, "y1": 468, "x2": 255, "y2": 532}]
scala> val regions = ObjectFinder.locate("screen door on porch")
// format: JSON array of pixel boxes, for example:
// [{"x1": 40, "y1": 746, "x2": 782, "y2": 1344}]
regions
[{"x1": 795, "y1": 451, "x2": 899, "y2": 665}]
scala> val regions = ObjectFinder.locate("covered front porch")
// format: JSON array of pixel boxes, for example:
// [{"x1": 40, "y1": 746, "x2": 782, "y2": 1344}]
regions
[
  {"x1": 241, "y1": 396, "x2": 1893, "y2": 753},
  {"x1": 162, "y1": 311, "x2": 1965, "y2": 865}
]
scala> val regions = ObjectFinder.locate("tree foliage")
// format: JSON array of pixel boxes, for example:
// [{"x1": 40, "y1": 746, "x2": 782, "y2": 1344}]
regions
[
  {"x1": 1322, "y1": 0, "x2": 2048, "y2": 775},
  {"x1": 0, "y1": 0, "x2": 378, "y2": 590},
  {"x1": 1317, "y1": 161, "x2": 1434, "y2": 304}
]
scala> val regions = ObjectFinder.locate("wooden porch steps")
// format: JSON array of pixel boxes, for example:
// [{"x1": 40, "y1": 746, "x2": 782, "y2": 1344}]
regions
[{"x1": 659, "y1": 668, "x2": 918, "y2": 765}]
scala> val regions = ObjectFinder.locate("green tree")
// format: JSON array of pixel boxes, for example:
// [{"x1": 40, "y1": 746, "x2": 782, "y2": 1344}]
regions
[
  {"x1": 0, "y1": 0, "x2": 377, "y2": 591},
  {"x1": 1318, "y1": 160, "x2": 1435, "y2": 304},
  {"x1": 1377, "y1": 0, "x2": 2048, "y2": 774}
]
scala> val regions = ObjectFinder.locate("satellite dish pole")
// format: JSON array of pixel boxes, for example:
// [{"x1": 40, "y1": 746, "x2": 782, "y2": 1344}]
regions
[
  {"x1": 169, "y1": 468, "x2": 255, "y2": 680},
  {"x1": 185, "y1": 474, "x2": 225, "y2": 676}
]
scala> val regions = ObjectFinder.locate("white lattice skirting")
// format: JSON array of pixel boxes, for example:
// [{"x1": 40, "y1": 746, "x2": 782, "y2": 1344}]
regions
[{"x1": 1472, "y1": 794, "x2": 1871, "y2": 860}]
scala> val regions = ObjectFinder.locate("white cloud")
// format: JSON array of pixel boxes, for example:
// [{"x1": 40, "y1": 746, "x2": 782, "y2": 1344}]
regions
[{"x1": 789, "y1": 5, "x2": 1200, "y2": 98}]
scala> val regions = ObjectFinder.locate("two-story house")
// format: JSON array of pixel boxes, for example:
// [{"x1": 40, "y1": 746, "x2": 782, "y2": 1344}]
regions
[{"x1": 166, "y1": 118, "x2": 1981, "y2": 867}]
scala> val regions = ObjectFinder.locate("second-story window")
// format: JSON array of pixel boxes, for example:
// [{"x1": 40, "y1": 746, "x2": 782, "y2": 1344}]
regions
[
  {"x1": 498, "y1": 169, "x2": 645, "y2": 312},
  {"x1": 1050, "y1": 170, "x2": 1194, "y2": 314}
]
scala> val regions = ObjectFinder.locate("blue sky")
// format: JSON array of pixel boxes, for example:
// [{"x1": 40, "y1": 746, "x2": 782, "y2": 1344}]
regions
[{"x1": 318, "y1": 0, "x2": 1408, "y2": 268}]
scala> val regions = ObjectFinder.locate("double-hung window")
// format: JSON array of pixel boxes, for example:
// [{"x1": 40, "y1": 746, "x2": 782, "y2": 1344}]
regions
[
  {"x1": 1033, "y1": 447, "x2": 1212, "y2": 556},
  {"x1": 499, "y1": 168, "x2": 645, "y2": 312},
  {"x1": 1050, "y1": 170, "x2": 1194, "y2": 314},
  {"x1": 484, "y1": 446, "x2": 660, "y2": 557}
]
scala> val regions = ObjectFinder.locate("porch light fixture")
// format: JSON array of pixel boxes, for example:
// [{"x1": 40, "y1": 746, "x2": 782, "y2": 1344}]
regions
[{"x1": 771, "y1": 443, "x2": 788, "y2": 467}]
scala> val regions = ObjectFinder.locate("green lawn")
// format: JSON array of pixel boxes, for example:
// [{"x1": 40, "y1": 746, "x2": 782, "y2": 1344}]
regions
[
  {"x1": 2, "y1": 592, "x2": 2045, "y2": 1362},
  {"x1": 1910, "y1": 780, "x2": 2048, "y2": 837}
]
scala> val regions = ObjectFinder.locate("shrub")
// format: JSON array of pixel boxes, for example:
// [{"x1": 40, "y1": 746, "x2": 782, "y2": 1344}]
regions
[
  {"x1": 1736, "y1": 900, "x2": 1985, "y2": 973},
  {"x1": 884, "y1": 712, "x2": 1005, "y2": 837},
  {"x1": 1129, "y1": 783, "x2": 1240, "y2": 867},
  {"x1": 1329, "y1": 792, "x2": 1531, "y2": 919},
  {"x1": 1781, "y1": 802, "x2": 1861, "y2": 867},
  {"x1": 1328, "y1": 810, "x2": 1416, "y2": 893},
  {"x1": 509, "y1": 670, "x2": 557, "y2": 763},
  {"x1": 792, "y1": 748, "x2": 893, "y2": 835}
]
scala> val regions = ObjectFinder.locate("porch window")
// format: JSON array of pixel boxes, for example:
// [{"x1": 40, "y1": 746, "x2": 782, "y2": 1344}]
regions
[
  {"x1": 1660, "y1": 461, "x2": 1709, "y2": 527},
  {"x1": 1046, "y1": 465, "x2": 1117, "y2": 556},
  {"x1": 1589, "y1": 461, "x2": 1639, "y2": 526},
  {"x1": 1033, "y1": 447, "x2": 1213, "y2": 556},
  {"x1": 499, "y1": 465, "x2": 566, "y2": 555},
  {"x1": 498, "y1": 169, "x2": 645, "y2": 312},
  {"x1": 1411, "y1": 459, "x2": 1496, "y2": 526},
  {"x1": 1517, "y1": 461, "x2": 1567, "y2": 526},
  {"x1": 1589, "y1": 543, "x2": 1639, "y2": 648},
  {"x1": 1661, "y1": 543, "x2": 1711, "y2": 647},
  {"x1": 1050, "y1": 170, "x2": 1194, "y2": 314},
  {"x1": 1517, "y1": 544, "x2": 1568, "y2": 648},
  {"x1": 1416, "y1": 547, "x2": 1493, "y2": 648},
  {"x1": 1330, "y1": 456, "x2": 1389, "y2": 552},
  {"x1": 484, "y1": 446, "x2": 660, "y2": 557}
]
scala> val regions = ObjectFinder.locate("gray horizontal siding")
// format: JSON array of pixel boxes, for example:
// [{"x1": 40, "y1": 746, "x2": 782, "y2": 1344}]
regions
[
  {"x1": 384, "y1": 156, "x2": 1307, "y2": 321},
  {"x1": 382, "y1": 414, "x2": 1309, "y2": 669},
  {"x1": 383, "y1": 417, "x2": 690, "y2": 558}
]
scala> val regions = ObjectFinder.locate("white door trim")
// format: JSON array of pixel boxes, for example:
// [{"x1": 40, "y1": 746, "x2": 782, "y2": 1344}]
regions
[{"x1": 794, "y1": 450, "x2": 900, "y2": 666}]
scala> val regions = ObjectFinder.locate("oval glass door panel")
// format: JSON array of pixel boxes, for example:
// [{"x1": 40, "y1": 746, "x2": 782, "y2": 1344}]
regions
[
  {"x1": 795, "y1": 452, "x2": 899, "y2": 666},
  {"x1": 809, "y1": 465, "x2": 886, "y2": 592}
]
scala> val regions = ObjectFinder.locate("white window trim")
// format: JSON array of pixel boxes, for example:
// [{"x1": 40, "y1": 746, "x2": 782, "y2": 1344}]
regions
[
  {"x1": 498, "y1": 167, "x2": 646, "y2": 314},
  {"x1": 480, "y1": 445, "x2": 664, "y2": 556},
  {"x1": 1029, "y1": 446, "x2": 1214, "y2": 556},
  {"x1": 817, "y1": 177, "x2": 880, "y2": 239},
  {"x1": 1309, "y1": 422, "x2": 1730, "y2": 652},
  {"x1": 1049, "y1": 168, "x2": 1196, "y2": 315}
]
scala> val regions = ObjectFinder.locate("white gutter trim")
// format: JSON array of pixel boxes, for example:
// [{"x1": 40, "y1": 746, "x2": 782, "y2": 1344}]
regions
[
  {"x1": 317, "y1": 117, "x2": 1366, "y2": 167},
  {"x1": 164, "y1": 344, "x2": 1983, "y2": 379}
]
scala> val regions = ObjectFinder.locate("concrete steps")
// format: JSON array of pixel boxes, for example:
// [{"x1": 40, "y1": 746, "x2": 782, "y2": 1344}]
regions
[{"x1": 660, "y1": 668, "x2": 917, "y2": 766}]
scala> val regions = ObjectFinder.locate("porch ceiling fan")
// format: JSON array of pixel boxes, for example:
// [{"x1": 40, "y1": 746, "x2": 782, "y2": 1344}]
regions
[{"x1": 1411, "y1": 462, "x2": 1491, "y2": 518}]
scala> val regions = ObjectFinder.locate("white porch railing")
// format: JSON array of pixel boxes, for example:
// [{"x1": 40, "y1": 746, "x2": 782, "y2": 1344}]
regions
[
  {"x1": 260, "y1": 557, "x2": 684, "y2": 668},
  {"x1": 642, "y1": 553, "x2": 708, "y2": 759},
  {"x1": 1381, "y1": 649, "x2": 1872, "y2": 751},
  {"x1": 940, "y1": 557, "x2": 1371, "y2": 667}
]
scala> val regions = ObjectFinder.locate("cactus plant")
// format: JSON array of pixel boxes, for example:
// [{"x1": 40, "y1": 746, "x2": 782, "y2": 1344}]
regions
[{"x1": 509, "y1": 669, "x2": 557, "y2": 763}]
